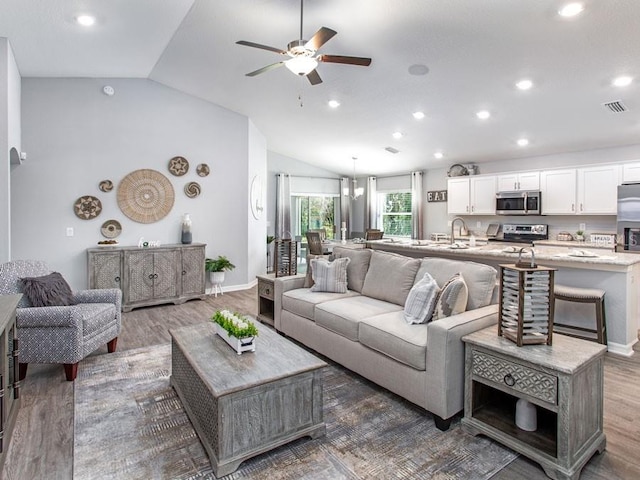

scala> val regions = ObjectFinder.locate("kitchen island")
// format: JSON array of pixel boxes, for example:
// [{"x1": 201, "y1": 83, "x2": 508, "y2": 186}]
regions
[{"x1": 369, "y1": 239, "x2": 640, "y2": 356}]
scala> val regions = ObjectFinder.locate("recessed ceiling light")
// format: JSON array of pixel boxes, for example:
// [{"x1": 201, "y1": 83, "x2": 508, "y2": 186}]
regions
[
  {"x1": 476, "y1": 110, "x2": 491, "y2": 120},
  {"x1": 517, "y1": 138, "x2": 530, "y2": 147},
  {"x1": 392, "y1": 131, "x2": 403, "y2": 139},
  {"x1": 412, "y1": 111, "x2": 425, "y2": 120},
  {"x1": 558, "y1": 3, "x2": 584, "y2": 17},
  {"x1": 76, "y1": 14, "x2": 96, "y2": 26},
  {"x1": 434, "y1": 152, "x2": 444, "y2": 159},
  {"x1": 516, "y1": 79, "x2": 533, "y2": 90},
  {"x1": 328, "y1": 100, "x2": 340, "y2": 108},
  {"x1": 612, "y1": 76, "x2": 633, "y2": 87}
]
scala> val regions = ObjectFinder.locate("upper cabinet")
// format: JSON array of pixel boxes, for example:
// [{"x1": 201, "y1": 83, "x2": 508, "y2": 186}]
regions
[
  {"x1": 541, "y1": 169, "x2": 577, "y2": 214},
  {"x1": 496, "y1": 171, "x2": 540, "y2": 191},
  {"x1": 577, "y1": 165, "x2": 621, "y2": 215},
  {"x1": 541, "y1": 165, "x2": 620, "y2": 215},
  {"x1": 622, "y1": 162, "x2": 640, "y2": 183},
  {"x1": 448, "y1": 176, "x2": 496, "y2": 215}
]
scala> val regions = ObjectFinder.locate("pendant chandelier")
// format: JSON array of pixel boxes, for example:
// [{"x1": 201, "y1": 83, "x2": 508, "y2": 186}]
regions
[{"x1": 343, "y1": 157, "x2": 364, "y2": 200}]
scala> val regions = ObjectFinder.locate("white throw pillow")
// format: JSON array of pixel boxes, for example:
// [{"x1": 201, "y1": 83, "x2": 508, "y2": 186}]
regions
[
  {"x1": 403, "y1": 272, "x2": 440, "y2": 324},
  {"x1": 310, "y1": 257, "x2": 351, "y2": 293},
  {"x1": 432, "y1": 273, "x2": 468, "y2": 321}
]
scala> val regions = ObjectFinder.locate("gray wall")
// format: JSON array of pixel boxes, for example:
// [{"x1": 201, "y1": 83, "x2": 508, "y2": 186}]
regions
[{"x1": 13, "y1": 77, "x2": 263, "y2": 290}]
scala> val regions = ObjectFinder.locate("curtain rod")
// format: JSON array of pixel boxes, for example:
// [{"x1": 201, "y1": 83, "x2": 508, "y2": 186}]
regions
[{"x1": 278, "y1": 174, "x2": 342, "y2": 181}]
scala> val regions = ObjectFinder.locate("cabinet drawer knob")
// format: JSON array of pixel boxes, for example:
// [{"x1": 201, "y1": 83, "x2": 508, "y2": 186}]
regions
[
  {"x1": 114, "y1": 276, "x2": 120, "y2": 283},
  {"x1": 148, "y1": 274, "x2": 154, "y2": 280},
  {"x1": 265, "y1": 288, "x2": 270, "y2": 295},
  {"x1": 182, "y1": 270, "x2": 187, "y2": 275},
  {"x1": 503, "y1": 373, "x2": 516, "y2": 387}
]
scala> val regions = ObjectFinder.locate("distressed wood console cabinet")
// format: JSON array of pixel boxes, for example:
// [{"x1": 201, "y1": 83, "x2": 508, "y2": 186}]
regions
[
  {"x1": 87, "y1": 244, "x2": 206, "y2": 312},
  {"x1": 0, "y1": 295, "x2": 21, "y2": 471}
]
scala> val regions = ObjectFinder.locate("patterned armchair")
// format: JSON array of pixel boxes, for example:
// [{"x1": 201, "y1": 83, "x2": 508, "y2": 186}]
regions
[{"x1": 0, "y1": 260, "x2": 121, "y2": 381}]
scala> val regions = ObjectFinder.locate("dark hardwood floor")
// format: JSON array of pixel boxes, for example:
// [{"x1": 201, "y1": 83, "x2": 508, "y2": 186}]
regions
[{"x1": 2, "y1": 286, "x2": 639, "y2": 479}]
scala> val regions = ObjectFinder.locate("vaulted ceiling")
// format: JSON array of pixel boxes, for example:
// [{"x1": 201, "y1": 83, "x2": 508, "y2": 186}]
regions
[{"x1": 2, "y1": 0, "x2": 639, "y2": 176}]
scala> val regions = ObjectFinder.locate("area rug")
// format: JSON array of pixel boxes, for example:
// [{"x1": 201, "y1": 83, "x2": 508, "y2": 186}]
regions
[{"x1": 73, "y1": 344, "x2": 517, "y2": 480}]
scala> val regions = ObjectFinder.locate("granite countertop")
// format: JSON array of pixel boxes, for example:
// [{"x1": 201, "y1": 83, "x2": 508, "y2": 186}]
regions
[
  {"x1": 369, "y1": 239, "x2": 640, "y2": 267},
  {"x1": 533, "y1": 239, "x2": 616, "y2": 250}
]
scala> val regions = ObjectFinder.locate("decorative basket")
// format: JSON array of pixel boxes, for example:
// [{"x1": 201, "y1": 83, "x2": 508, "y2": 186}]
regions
[{"x1": 214, "y1": 323, "x2": 256, "y2": 355}]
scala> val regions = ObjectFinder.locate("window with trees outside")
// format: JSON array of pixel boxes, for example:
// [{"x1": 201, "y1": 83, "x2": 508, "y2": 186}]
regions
[
  {"x1": 292, "y1": 195, "x2": 337, "y2": 240},
  {"x1": 377, "y1": 191, "x2": 412, "y2": 237}
]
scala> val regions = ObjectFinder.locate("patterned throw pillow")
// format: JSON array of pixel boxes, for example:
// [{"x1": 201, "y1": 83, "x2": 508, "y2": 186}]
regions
[
  {"x1": 303, "y1": 254, "x2": 333, "y2": 288},
  {"x1": 404, "y1": 272, "x2": 440, "y2": 324},
  {"x1": 310, "y1": 257, "x2": 351, "y2": 293},
  {"x1": 20, "y1": 272, "x2": 76, "y2": 307},
  {"x1": 431, "y1": 273, "x2": 468, "y2": 321}
]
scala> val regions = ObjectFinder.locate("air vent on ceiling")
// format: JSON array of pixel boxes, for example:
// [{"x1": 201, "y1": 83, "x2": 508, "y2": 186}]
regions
[
  {"x1": 385, "y1": 146, "x2": 400, "y2": 154},
  {"x1": 603, "y1": 100, "x2": 628, "y2": 113}
]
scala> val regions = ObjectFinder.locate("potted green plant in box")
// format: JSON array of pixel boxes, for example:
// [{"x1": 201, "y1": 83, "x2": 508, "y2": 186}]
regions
[
  {"x1": 211, "y1": 310, "x2": 258, "y2": 354},
  {"x1": 205, "y1": 256, "x2": 236, "y2": 293}
]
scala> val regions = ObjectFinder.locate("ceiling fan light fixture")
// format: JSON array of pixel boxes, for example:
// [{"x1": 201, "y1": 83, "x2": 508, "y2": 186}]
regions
[{"x1": 285, "y1": 56, "x2": 318, "y2": 76}]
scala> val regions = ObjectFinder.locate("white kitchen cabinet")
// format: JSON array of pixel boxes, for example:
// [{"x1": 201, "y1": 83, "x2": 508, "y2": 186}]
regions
[
  {"x1": 496, "y1": 171, "x2": 540, "y2": 191},
  {"x1": 541, "y1": 169, "x2": 577, "y2": 214},
  {"x1": 622, "y1": 162, "x2": 640, "y2": 183},
  {"x1": 447, "y1": 176, "x2": 496, "y2": 215},
  {"x1": 577, "y1": 165, "x2": 620, "y2": 214}
]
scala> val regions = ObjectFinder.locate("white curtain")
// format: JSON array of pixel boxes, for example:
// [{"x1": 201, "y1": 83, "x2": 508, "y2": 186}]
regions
[
  {"x1": 340, "y1": 177, "x2": 350, "y2": 235},
  {"x1": 275, "y1": 173, "x2": 291, "y2": 239},
  {"x1": 411, "y1": 171, "x2": 424, "y2": 239},
  {"x1": 365, "y1": 176, "x2": 377, "y2": 230}
]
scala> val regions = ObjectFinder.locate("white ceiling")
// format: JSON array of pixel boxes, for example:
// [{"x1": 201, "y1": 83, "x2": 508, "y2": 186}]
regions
[{"x1": 2, "y1": 0, "x2": 639, "y2": 176}]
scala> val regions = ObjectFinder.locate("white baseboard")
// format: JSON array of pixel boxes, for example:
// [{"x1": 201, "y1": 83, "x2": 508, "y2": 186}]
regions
[
  {"x1": 607, "y1": 338, "x2": 638, "y2": 357},
  {"x1": 206, "y1": 278, "x2": 257, "y2": 296}
]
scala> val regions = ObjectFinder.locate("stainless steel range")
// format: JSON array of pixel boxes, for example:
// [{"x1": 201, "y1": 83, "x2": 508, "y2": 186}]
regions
[{"x1": 490, "y1": 224, "x2": 548, "y2": 244}]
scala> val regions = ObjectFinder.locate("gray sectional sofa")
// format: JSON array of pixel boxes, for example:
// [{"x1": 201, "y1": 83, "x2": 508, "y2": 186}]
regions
[{"x1": 274, "y1": 247, "x2": 499, "y2": 430}]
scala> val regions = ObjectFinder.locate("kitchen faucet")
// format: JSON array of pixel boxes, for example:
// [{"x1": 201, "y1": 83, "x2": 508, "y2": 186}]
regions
[{"x1": 451, "y1": 217, "x2": 468, "y2": 244}]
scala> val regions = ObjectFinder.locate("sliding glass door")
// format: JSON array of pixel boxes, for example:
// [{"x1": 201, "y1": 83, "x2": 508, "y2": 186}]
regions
[{"x1": 292, "y1": 195, "x2": 338, "y2": 240}]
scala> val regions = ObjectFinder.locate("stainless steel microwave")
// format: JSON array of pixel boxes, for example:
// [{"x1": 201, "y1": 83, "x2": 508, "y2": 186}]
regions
[{"x1": 496, "y1": 191, "x2": 541, "y2": 215}]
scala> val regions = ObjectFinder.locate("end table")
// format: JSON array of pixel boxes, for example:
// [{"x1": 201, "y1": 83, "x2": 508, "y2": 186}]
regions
[{"x1": 256, "y1": 273, "x2": 275, "y2": 326}]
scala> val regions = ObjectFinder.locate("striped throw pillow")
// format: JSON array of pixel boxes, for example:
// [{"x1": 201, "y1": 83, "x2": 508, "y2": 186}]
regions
[
  {"x1": 310, "y1": 257, "x2": 351, "y2": 293},
  {"x1": 404, "y1": 272, "x2": 440, "y2": 324}
]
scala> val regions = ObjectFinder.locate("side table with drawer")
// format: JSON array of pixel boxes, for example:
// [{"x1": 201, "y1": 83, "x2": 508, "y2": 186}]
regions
[
  {"x1": 462, "y1": 326, "x2": 606, "y2": 480},
  {"x1": 256, "y1": 274, "x2": 275, "y2": 326}
]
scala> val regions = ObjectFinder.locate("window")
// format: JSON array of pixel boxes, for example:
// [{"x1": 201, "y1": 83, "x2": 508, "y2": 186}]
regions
[
  {"x1": 377, "y1": 191, "x2": 412, "y2": 237},
  {"x1": 292, "y1": 195, "x2": 338, "y2": 240}
]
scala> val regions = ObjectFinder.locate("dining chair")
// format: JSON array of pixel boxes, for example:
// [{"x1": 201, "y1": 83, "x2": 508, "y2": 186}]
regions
[
  {"x1": 307, "y1": 229, "x2": 326, "y2": 241},
  {"x1": 365, "y1": 229, "x2": 384, "y2": 240},
  {"x1": 306, "y1": 231, "x2": 324, "y2": 255}
]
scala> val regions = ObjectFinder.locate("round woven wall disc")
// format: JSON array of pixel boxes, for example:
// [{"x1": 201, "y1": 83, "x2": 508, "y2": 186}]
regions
[
  {"x1": 184, "y1": 181, "x2": 201, "y2": 198},
  {"x1": 117, "y1": 169, "x2": 175, "y2": 224},
  {"x1": 100, "y1": 219, "x2": 122, "y2": 238}
]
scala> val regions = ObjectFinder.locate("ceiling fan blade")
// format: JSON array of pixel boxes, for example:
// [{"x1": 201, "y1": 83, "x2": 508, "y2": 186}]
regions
[
  {"x1": 305, "y1": 27, "x2": 337, "y2": 51},
  {"x1": 246, "y1": 62, "x2": 285, "y2": 77},
  {"x1": 319, "y1": 54, "x2": 372, "y2": 66},
  {"x1": 306, "y1": 69, "x2": 322, "y2": 85},
  {"x1": 236, "y1": 40, "x2": 287, "y2": 55}
]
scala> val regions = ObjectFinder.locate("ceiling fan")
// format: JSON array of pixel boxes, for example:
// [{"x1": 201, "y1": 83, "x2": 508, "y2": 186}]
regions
[{"x1": 236, "y1": 0, "x2": 372, "y2": 85}]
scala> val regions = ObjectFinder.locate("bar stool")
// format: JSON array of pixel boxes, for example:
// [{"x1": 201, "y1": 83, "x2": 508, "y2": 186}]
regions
[{"x1": 553, "y1": 284, "x2": 607, "y2": 345}]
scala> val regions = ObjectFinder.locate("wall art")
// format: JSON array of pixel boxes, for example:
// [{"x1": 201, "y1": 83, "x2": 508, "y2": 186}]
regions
[
  {"x1": 74, "y1": 195, "x2": 102, "y2": 220},
  {"x1": 117, "y1": 169, "x2": 175, "y2": 224},
  {"x1": 168, "y1": 156, "x2": 189, "y2": 176}
]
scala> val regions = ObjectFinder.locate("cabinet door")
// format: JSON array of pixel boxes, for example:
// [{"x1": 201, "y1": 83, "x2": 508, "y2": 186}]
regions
[
  {"x1": 470, "y1": 176, "x2": 496, "y2": 214},
  {"x1": 517, "y1": 171, "x2": 540, "y2": 190},
  {"x1": 578, "y1": 165, "x2": 620, "y2": 214},
  {"x1": 153, "y1": 250, "x2": 180, "y2": 299},
  {"x1": 497, "y1": 174, "x2": 519, "y2": 192},
  {"x1": 125, "y1": 251, "x2": 155, "y2": 303},
  {"x1": 88, "y1": 251, "x2": 122, "y2": 289},
  {"x1": 622, "y1": 162, "x2": 640, "y2": 183},
  {"x1": 541, "y1": 169, "x2": 577, "y2": 214},
  {"x1": 447, "y1": 178, "x2": 470, "y2": 215},
  {"x1": 181, "y1": 246, "x2": 205, "y2": 296}
]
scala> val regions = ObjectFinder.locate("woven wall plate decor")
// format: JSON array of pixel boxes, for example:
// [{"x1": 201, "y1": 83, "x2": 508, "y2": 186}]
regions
[
  {"x1": 74, "y1": 195, "x2": 102, "y2": 220},
  {"x1": 168, "y1": 156, "x2": 189, "y2": 176},
  {"x1": 117, "y1": 169, "x2": 175, "y2": 224},
  {"x1": 100, "y1": 219, "x2": 122, "y2": 238},
  {"x1": 196, "y1": 163, "x2": 210, "y2": 177},
  {"x1": 184, "y1": 181, "x2": 201, "y2": 198},
  {"x1": 99, "y1": 180, "x2": 114, "y2": 192}
]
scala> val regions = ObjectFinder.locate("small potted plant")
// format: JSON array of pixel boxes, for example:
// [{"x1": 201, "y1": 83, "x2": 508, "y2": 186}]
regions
[
  {"x1": 575, "y1": 230, "x2": 585, "y2": 242},
  {"x1": 205, "y1": 255, "x2": 236, "y2": 292},
  {"x1": 211, "y1": 310, "x2": 258, "y2": 354}
]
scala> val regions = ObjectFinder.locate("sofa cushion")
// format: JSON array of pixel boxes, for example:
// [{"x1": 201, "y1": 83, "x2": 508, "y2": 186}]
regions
[
  {"x1": 310, "y1": 257, "x2": 350, "y2": 293},
  {"x1": 282, "y1": 288, "x2": 361, "y2": 321},
  {"x1": 414, "y1": 257, "x2": 496, "y2": 310},
  {"x1": 359, "y1": 311, "x2": 429, "y2": 371},
  {"x1": 432, "y1": 273, "x2": 468, "y2": 321},
  {"x1": 404, "y1": 272, "x2": 440, "y2": 324},
  {"x1": 332, "y1": 247, "x2": 372, "y2": 293},
  {"x1": 315, "y1": 296, "x2": 402, "y2": 341},
  {"x1": 361, "y1": 251, "x2": 421, "y2": 306},
  {"x1": 20, "y1": 272, "x2": 76, "y2": 307}
]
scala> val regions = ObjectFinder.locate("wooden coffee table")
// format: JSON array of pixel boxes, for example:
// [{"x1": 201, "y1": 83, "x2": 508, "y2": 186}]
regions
[{"x1": 170, "y1": 321, "x2": 326, "y2": 477}]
